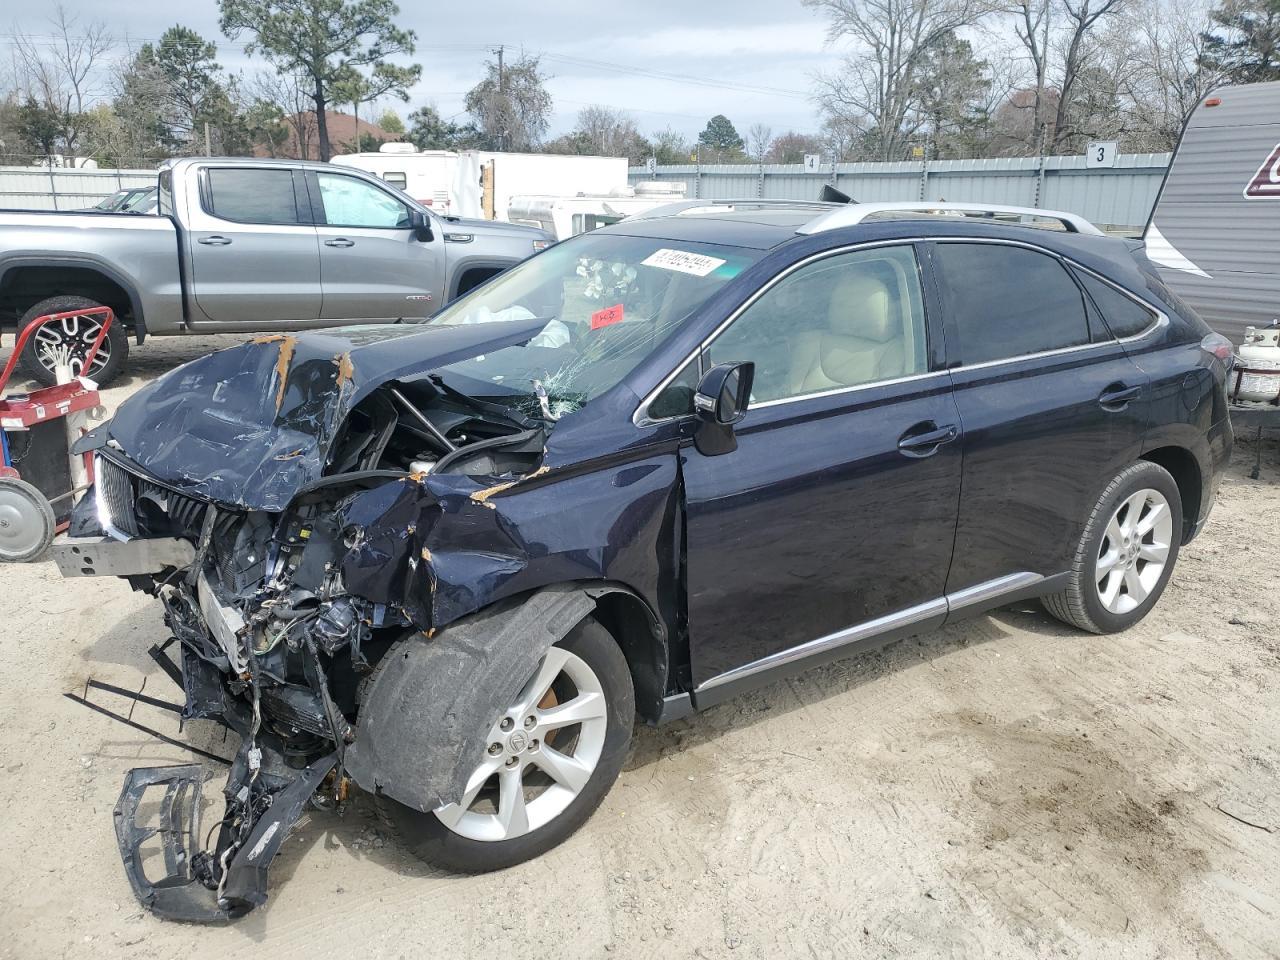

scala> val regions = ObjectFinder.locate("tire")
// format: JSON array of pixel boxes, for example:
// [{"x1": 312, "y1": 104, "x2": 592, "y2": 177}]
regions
[
  {"x1": 0, "y1": 477, "x2": 56, "y2": 562},
  {"x1": 374, "y1": 616, "x2": 634, "y2": 873},
  {"x1": 1042, "y1": 461, "x2": 1183, "y2": 634},
  {"x1": 17, "y1": 295, "x2": 129, "y2": 387}
]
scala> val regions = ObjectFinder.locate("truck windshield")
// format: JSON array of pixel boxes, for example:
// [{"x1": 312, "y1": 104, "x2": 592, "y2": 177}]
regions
[{"x1": 423, "y1": 233, "x2": 761, "y2": 419}]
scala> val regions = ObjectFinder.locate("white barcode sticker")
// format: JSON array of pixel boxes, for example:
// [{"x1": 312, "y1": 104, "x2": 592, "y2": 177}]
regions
[{"x1": 641, "y1": 248, "x2": 726, "y2": 277}]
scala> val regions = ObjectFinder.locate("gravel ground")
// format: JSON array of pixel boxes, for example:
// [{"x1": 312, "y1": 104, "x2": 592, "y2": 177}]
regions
[{"x1": 0, "y1": 336, "x2": 1277, "y2": 960}]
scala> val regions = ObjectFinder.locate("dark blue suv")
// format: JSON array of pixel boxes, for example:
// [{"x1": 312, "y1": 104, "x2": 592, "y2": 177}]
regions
[{"x1": 58, "y1": 200, "x2": 1233, "y2": 917}]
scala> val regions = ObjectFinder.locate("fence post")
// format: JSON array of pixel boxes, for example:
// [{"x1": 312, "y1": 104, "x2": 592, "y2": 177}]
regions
[
  {"x1": 1033, "y1": 123, "x2": 1048, "y2": 208},
  {"x1": 47, "y1": 162, "x2": 58, "y2": 212},
  {"x1": 758, "y1": 158, "x2": 764, "y2": 198},
  {"x1": 694, "y1": 145, "x2": 702, "y2": 200},
  {"x1": 919, "y1": 156, "x2": 929, "y2": 201}
]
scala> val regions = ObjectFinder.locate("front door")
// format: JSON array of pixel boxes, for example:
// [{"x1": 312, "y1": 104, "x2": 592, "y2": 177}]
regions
[
  {"x1": 187, "y1": 166, "x2": 323, "y2": 326},
  {"x1": 680, "y1": 244, "x2": 962, "y2": 693},
  {"x1": 926, "y1": 240, "x2": 1151, "y2": 597},
  {"x1": 308, "y1": 170, "x2": 445, "y2": 321}
]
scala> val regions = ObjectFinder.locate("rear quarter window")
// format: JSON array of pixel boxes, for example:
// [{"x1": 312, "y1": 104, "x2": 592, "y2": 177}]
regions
[
  {"x1": 1077, "y1": 273, "x2": 1157, "y2": 338},
  {"x1": 933, "y1": 242, "x2": 1090, "y2": 365}
]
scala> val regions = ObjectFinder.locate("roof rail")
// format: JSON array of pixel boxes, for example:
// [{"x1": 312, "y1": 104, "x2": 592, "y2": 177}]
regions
[
  {"x1": 797, "y1": 202, "x2": 1106, "y2": 237},
  {"x1": 628, "y1": 198, "x2": 839, "y2": 222}
]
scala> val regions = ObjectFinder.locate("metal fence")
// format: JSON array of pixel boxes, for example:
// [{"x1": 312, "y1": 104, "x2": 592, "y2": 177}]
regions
[
  {"x1": 629, "y1": 153, "x2": 1172, "y2": 232},
  {"x1": 0, "y1": 166, "x2": 158, "y2": 211}
]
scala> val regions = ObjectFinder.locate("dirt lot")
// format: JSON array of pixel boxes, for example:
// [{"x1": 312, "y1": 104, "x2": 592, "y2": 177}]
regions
[{"x1": 0, "y1": 337, "x2": 1277, "y2": 960}]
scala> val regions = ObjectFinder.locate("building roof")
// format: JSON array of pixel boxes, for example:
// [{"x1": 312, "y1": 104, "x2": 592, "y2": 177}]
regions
[{"x1": 253, "y1": 111, "x2": 399, "y2": 160}]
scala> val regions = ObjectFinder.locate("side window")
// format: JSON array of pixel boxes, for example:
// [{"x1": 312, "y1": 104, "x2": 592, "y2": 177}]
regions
[
  {"x1": 933, "y1": 243, "x2": 1090, "y2": 365},
  {"x1": 206, "y1": 168, "x2": 299, "y2": 224},
  {"x1": 315, "y1": 172, "x2": 411, "y2": 228},
  {"x1": 382, "y1": 171, "x2": 408, "y2": 190},
  {"x1": 1078, "y1": 272, "x2": 1157, "y2": 339},
  {"x1": 707, "y1": 245, "x2": 928, "y2": 403},
  {"x1": 649, "y1": 361, "x2": 700, "y2": 419}
]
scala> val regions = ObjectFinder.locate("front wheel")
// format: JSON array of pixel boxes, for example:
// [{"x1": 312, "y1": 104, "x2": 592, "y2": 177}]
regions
[
  {"x1": 375, "y1": 616, "x2": 634, "y2": 872},
  {"x1": 1042, "y1": 461, "x2": 1183, "y2": 633}
]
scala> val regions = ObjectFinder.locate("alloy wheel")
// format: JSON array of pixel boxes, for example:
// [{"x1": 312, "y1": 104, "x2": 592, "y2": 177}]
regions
[
  {"x1": 433, "y1": 646, "x2": 609, "y2": 842},
  {"x1": 31, "y1": 313, "x2": 112, "y2": 379},
  {"x1": 1095, "y1": 487, "x2": 1173, "y2": 615}
]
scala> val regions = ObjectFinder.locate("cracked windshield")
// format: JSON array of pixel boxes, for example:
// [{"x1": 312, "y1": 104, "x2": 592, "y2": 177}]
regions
[{"x1": 425, "y1": 233, "x2": 761, "y2": 419}]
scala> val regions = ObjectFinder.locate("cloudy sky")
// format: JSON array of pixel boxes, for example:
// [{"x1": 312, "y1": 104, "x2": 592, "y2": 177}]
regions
[{"x1": 6, "y1": 0, "x2": 851, "y2": 140}]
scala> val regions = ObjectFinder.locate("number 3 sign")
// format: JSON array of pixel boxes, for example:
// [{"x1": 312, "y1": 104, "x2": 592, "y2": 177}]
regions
[{"x1": 1086, "y1": 141, "x2": 1118, "y2": 168}]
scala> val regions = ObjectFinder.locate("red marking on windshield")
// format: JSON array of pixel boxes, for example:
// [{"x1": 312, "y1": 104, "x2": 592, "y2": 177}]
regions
[{"x1": 591, "y1": 304, "x2": 624, "y2": 330}]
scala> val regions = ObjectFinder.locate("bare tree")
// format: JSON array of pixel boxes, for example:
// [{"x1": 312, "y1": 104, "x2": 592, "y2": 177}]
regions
[
  {"x1": 1050, "y1": 0, "x2": 1129, "y2": 150},
  {"x1": 1008, "y1": 0, "x2": 1053, "y2": 152},
  {"x1": 806, "y1": 0, "x2": 999, "y2": 160},
  {"x1": 10, "y1": 5, "x2": 113, "y2": 154},
  {"x1": 1116, "y1": 0, "x2": 1224, "y2": 148},
  {"x1": 747, "y1": 123, "x2": 773, "y2": 162},
  {"x1": 249, "y1": 69, "x2": 316, "y2": 158},
  {"x1": 575, "y1": 105, "x2": 646, "y2": 159}
]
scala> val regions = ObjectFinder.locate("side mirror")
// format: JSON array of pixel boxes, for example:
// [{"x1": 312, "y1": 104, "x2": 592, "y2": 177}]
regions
[
  {"x1": 692, "y1": 361, "x2": 754, "y2": 455},
  {"x1": 410, "y1": 208, "x2": 434, "y2": 242}
]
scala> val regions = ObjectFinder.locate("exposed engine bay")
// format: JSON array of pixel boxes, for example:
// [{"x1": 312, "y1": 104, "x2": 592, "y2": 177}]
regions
[
  {"x1": 60, "y1": 335, "x2": 559, "y2": 922},
  {"x1": 50, "y1": 246, "x2": 703, "y2": 922}
]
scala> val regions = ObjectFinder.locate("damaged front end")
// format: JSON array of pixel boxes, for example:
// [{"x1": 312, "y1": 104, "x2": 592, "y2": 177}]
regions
[{"x1": 55, "y1": 319, "x2": 567, "y2": 922}]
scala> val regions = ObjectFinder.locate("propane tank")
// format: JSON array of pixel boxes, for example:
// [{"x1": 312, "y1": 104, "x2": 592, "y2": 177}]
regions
[{"x1": 1235, "y1": 323, "x2": 1280, "y2": 403}]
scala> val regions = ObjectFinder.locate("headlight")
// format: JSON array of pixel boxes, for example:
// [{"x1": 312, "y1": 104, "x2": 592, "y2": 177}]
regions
[{"x1": 532, "y1": 239, "x2": 553, "y2": 252}]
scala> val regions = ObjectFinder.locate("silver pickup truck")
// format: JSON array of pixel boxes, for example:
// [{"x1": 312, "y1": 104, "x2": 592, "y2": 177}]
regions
[{"x1": 0, "y1": 157, "x2": 552, "y2": 384}]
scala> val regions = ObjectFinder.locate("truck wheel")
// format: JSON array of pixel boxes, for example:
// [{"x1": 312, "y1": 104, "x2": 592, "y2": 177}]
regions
[
  {"x1": 374, "y1": 616, "x2": 634, "y2": 872},
  {"x1": 17, "y1": 295, "x2": 129, "y2": 387},
  {"x1": 0, "y1": 477, "x2": 56, "y2": 562}
]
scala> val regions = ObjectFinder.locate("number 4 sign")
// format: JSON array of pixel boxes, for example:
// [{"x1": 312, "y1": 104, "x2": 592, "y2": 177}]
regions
[{"x1": 1086, "y1": 141, "x2": 1118, "y2": 168}]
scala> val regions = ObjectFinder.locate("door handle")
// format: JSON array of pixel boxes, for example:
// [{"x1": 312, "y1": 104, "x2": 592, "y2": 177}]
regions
[
  {"x1": 325, "y1": 238, "x2": 356, "y2": 248},
  {"x1": 897, "y1": 422, "x2": 959, "y2": 457},
  {"x1": 197, "y1": 235, "x2": 232, "y2": 245},
  {"x1": 1098, "y1": 384, "x2": 1141, "y2": 410}
]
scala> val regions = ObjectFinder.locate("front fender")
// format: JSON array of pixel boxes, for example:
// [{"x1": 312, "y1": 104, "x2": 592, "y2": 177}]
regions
[{"x1": 343, "y1": 585, "x2": 596, "y2": 810}]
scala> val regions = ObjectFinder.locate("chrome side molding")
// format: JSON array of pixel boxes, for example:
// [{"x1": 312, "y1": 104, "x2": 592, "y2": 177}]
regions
[{"x1": 694, "y1": 572, "x2": 1044, "y2": 695}]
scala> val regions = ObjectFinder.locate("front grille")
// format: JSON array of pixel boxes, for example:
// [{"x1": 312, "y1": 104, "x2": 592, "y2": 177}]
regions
[
  {"x1": 96, "y1": 456, "x2": 140, "y2": 537},
  {"x1": 95, "y1": 455, "x2": 223, "y2": 540}
]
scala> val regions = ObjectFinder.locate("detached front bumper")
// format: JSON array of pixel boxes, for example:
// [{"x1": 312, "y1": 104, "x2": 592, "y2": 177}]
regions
[{"x1": 115, "y1": 753, "x2": 337, "y2": 923}]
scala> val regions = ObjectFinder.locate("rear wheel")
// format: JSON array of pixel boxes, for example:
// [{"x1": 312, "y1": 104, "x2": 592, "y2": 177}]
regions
[
  {"x1": 17, "y1": 295, "x2": 129, "y2": 387},
  {"x1": 1042, "y1": 461, "x2": 1182, "y2": 633},
  {"x1": 374, "y1": 616, "x2": 634, "y2": 872}
]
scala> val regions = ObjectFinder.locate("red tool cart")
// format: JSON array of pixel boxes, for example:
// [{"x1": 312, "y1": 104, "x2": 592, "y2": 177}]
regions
[{"x1": 0, "y1": 307, "x2": 111, "y2": 561}]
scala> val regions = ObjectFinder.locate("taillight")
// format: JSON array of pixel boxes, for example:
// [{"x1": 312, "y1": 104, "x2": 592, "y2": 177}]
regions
[{"x1": 1200, "y1": 332, "x2": 1233, "y2": 363}]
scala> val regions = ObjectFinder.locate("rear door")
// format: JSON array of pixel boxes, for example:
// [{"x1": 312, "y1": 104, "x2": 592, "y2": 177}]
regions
[
  {"x1": 679, "y1": 243, "x2": 962, "y2": 695},
  {"x1": 927, "y1": 240, "x2": 1150, "y2": 599},
  {"x1": 307, "y1": 169, "x2": 445, "y2": 321},
  {"x1": 186, "y1": 166, "x2": 323, "y2": 325}
]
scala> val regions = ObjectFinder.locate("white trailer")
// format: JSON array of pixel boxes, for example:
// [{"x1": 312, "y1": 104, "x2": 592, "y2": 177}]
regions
[
  {"x1": 331, "y1": 144, "x2": 630, "y2": 222},
  {"x1": 506, "y1": 182, "x2": 689, "y2": 240},
  {"x1": 330, "y1": 144, "x2": 461, "y2": 214}
]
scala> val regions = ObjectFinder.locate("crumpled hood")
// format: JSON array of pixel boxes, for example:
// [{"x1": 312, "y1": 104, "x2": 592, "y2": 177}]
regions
[{"x1": 102, "y1": 318, "x2": 548, "y2": 511}]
